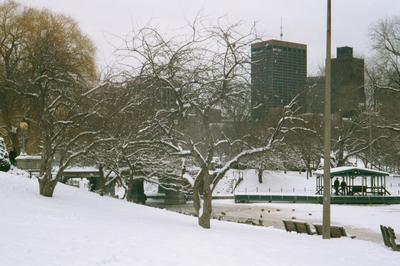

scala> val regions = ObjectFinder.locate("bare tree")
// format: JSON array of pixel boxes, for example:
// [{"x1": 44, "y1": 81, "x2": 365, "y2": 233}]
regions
[
  {"x1": 118, "y1": 19, "x2": 301, "y2": 228},
  {"x1": 369, "y1": 16, "x2": 400, "y2": 132},
  {"x1": 364, "y1": 16, "x2": 400, "y2": 171},
  {"x1": 330, "y1": 114, "x2": 372, "y2": 167},
  {"x1": 83, "y1": 79, "x2": 192, "y2": 201},
  {"x1": 287, "y1": 114, "x2": 322, "y2": 177}
]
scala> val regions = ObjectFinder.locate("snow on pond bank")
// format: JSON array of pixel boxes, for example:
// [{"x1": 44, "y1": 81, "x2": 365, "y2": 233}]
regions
[
  {"x1": 0, "y1": 171, "x2": 399, "y2": 266},
  {"x1": 214, "y1": 169, "x2": 400, "y2": 195}
]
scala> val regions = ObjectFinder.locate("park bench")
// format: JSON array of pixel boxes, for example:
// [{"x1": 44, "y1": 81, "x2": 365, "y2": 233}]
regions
[
  {"x1": 282, "y1": 219, "x2": 297, "y2": 232},
  {"x1": 380, "y1": 225, "x2": 400, "y2": 251},
  {"x1": 313, "y1": 224, "x2": 356, "y2": 239},
  {"x1": 294, "y1": 221, "x2": 315, "y2": 235},
  {"x1": 282, "y1": 220, "x2": 315, "y2": 235}
]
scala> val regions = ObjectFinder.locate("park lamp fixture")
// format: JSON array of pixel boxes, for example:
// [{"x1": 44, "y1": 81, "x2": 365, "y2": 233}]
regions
[
  {"x1": 19, "y1": 121, "x2": 29, "y2": 130},
  {"x1": 19, "y1": 121, "x2": 29, "y2": 155}
]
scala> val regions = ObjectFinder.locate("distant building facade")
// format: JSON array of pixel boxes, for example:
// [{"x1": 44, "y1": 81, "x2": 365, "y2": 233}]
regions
[
  {"x1": 305, "y1": 46, "x2": 365, "y2": 117},
  {"x1": 331, "y1": 47, "x2": 365, "y2": 116},
  {"x1": 251, "y1": 40, "x2": 307, "y2": 121}
]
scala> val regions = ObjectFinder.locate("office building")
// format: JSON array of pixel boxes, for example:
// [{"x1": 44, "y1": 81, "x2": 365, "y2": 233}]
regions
[
  {"x1": 251, "y1": 39, "x2": 307, "y2": 121},
  {"x1": 305, "y1": 47, "x2": 365, "y2": 117},
  {"x1": 331, "y1": 47, "x2": 365, "y2": 116}
]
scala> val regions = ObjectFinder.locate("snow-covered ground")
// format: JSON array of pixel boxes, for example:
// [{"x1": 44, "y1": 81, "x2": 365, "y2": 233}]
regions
[
  {"x1": 210, "y1": 200, "x2": 400, "y2": 242},
  {"x1": 213, "y1": 169, "x2": 400, "y2": 195},
  {"x1": 1, "y1": 170, "x2": 399, "y2": 266}
]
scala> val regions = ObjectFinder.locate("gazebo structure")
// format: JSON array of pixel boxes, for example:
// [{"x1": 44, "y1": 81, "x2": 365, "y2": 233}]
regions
[{"x1": 315, "y1": 166, "x2": 390, "y2": 196}]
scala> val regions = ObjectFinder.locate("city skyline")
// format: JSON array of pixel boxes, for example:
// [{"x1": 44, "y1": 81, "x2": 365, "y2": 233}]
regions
[{"x1": 17, "y1": 0, "x2": 400, "y2": 75}]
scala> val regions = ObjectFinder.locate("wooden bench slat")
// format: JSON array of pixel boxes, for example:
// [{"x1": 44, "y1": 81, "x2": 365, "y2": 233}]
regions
[
  {"x1": 386, "y1": 226, "x2": 400, "y2": 251},
  {"x1": 294, "y1": 221, "x2": 315, "y2": 235},
  {"x1": 380, "y1": 225, "x2": 391, "y2": 247},
  {"x1": 282, "y1": 220, "x2": 296, "y2": 232},
  {"x1": 282, "y1": 220, "x2": 315, "y2": 235},
  {"x1": 313, "y1": 224, "x2": 355, "y2": 239}
]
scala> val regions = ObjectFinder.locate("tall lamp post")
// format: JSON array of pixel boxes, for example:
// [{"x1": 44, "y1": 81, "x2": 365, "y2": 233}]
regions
[
  {"x1": 322, "y1": 0, "x2": 332, "y2": 239},
  {"x1": 19, "y1": 121, "x2": 29, "y2": 156}
]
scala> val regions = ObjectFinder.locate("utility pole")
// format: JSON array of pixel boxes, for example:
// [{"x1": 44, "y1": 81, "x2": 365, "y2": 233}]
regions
[
  {"x1": 369, "y1": 112, "x2": 372, "y2": 168},
  {"x1": 323, "y1": 0, "x2": 332, "y2": 240}
]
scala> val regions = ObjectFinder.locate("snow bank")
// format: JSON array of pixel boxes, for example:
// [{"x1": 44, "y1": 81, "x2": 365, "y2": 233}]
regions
[
  {"x1": 214, "y1": 169, "x2": 400, "y2": 195},
  {"x1": 214, "y1": 169, "x2": 316, "y2": 195},
  {"x1": 0, "y1": 171, "x2": 399, "y2": 266}
]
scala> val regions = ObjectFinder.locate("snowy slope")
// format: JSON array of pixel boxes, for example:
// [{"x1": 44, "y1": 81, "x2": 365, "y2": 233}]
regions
[
  {"x1": 214, "y1": 169, "x2": 317, "y2": 195},
  {"x1": 0, "y1": 171, "x2": 399, "y2": 266},
  {"x1": 214, "y1": 169, "x2": 400, "y2": 195}
]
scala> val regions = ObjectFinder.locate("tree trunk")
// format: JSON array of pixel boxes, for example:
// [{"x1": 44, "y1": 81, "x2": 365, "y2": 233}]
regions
[
  {"x1": 258, "y1": 168, "x2": 263, "y2": 183},
  {"x1": 198, "y1": 169, "x2": 212, "y2": 229},
  {"x1": 97, "y1": 165, "x2": 106, "y2": 196},
  {"x1": 105, "y1": 180, "x2": 116, "y2": 197},
  {"x1": 362, "y1": 158, "x2": 369, "y2": 168},
  {"x1": 192, "y1": 169, "x2": 203, "y2": 217},
  {"x1": 39, "y1": 150, "x2": 56, "y2": 197},
  {"x1": 38, "y1": 178, "x2": 57, "y2": 197},
  {"x1": 306, "y1": 161, "x2": 312, "y2": 179},
  {"x1": 127, "y1": 178, "x2": 147, "y2": 204}
]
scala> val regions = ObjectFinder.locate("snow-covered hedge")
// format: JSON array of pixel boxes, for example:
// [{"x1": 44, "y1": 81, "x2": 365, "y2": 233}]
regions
[{"x1": 0, "y1": 137, "x2": 10, "y2": 172}]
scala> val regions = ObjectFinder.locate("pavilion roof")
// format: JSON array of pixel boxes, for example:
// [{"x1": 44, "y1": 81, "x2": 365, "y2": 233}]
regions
[{"x1": 314, "y1": 166, "x2": 389, "y2": 177}]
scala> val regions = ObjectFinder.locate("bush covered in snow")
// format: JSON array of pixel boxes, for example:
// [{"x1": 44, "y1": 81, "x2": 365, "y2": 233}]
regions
[{"x1": 0, "y1": 137, "x2": 10, "y2": 172}]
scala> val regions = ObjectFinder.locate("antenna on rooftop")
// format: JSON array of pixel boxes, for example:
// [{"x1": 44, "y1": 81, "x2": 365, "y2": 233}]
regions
[{"x1": 280, "y1": 17, "x2": 283, "y2": 40}]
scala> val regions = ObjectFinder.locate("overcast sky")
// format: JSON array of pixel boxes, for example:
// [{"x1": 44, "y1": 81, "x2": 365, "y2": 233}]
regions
[{"x1": 17, "y1": 0, "x2": 400, "y2": 75}]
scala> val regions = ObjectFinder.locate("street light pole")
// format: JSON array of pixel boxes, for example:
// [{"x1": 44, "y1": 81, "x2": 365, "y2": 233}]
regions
[
  {"x1": 19, "y1": 121, "x2": 29, "y2": 156},
  {"x1": 323, "y1": 0, "x2": 332, "y2": 239}
]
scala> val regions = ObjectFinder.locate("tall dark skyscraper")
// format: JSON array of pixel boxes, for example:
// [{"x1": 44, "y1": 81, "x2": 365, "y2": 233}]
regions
[{"x1": 251, "y1": 39, "x2": 307, "y2": 121}]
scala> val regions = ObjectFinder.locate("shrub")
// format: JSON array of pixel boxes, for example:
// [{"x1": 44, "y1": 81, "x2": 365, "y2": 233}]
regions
[{"x1": 0, "y1": 137, "x2": 10, "y2": 172}]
